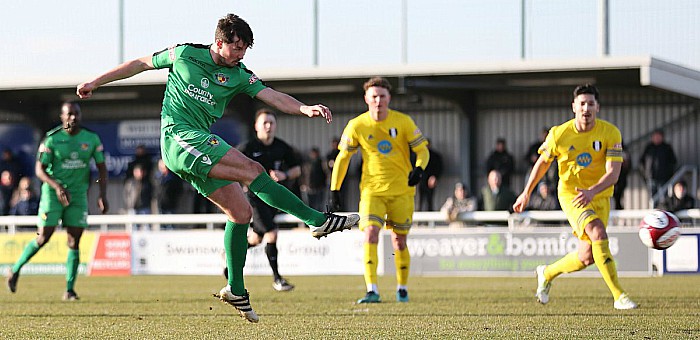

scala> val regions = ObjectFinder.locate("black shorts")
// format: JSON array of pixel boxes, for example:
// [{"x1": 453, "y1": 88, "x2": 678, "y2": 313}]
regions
[{"x1": 249, "y1": 195, "x2": 279, "y2": 237}]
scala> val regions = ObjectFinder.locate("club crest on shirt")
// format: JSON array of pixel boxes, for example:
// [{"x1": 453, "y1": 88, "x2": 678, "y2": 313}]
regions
[
  {"x1": 592, "y1": 140, "x2": 602, "y2": 151},
  {"x1": 249, "y1": 73, "x2": 260, "y2": 84},
  {"x1": 576, "y1": 152, "x2": 592, "y2": 167},
  {"x1": 389, "y1": 128, "x2": 398, "y2": 138},
  {"x1": 377, "y1": 140, "x2": 392, "y2": 154},
  {"x1": 214, "y1": 73, "x2": 229, "y2": 85},
  {"x1": 81, "y1": 143, "x2": 89, "y2": 151},
  {"x1": 208, "y1": 136, "x2": 220, "y2": 147}
]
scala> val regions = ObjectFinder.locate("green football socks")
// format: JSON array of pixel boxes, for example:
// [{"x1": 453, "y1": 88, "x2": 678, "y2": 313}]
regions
[
  {"x1": 11, "y1": 239, "x2": 40, "y2": 274},
  {"x1": 225, "y1": 221, "x2": 249, "y2": 295},
  {"x1": 249, "y1": 172, "x2": 326, "y2": 226},
  {"x1": 66, "y1": 249, "x2": 80, "y2": 291}
]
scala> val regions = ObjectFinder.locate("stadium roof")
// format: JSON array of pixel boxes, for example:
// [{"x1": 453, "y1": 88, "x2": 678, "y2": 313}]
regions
[{"x1": 1, "y1": 55, "x2": 699, "y2": 99}]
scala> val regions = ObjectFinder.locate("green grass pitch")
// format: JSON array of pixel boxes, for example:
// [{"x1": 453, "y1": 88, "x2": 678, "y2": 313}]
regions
[{"x1": 1, "y1": 275, "x2": 699, "y2": 338}]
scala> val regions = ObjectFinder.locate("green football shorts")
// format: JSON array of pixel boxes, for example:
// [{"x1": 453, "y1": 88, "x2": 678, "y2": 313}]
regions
[
  {"x1": 161, "y1": 128, "x2": 233, "y2": 196},
  {"x1": 38, "y1": 191, "x2": 89, "y2": 227}
]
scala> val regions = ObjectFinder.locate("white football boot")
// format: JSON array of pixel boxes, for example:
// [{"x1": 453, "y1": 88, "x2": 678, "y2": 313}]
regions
[
  {"x1": 535, "y1": 265, "x2": 552, "y2": 304},
  {"x1": 614, "y1": 293, "x2": 639, "y2": 310},
  {"x1": 310, "y1": 212, "x2": 360, "y2": 239},
  {"x1": 216, "y1": 286, "x2": 259, "y2": 323}
]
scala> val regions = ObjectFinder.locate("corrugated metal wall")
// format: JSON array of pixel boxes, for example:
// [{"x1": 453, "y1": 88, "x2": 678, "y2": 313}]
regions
[
  {"x1": 82, "y1": 86, "x2": 700, "y2": 213},
  {"x1": 476, "y1": 87, "x2": 700, "y2": 209}
]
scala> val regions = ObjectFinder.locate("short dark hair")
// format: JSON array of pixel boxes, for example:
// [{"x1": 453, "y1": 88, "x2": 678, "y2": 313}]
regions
[
  {"x1": 255, "y1": 108, "x2": 277, "y2": 121},
  {"x1": 216, "y1": 14, "x2": 254, "y2": 47},
  {"x1": 61, "y1": 101, "x2": 81, "y2": 114},
  {"x1": 572, "y1": 84, "x2": 599, "y2": 103},
  {"x1": 363, "y1": 76, "x2": 392, "y2": 92}
]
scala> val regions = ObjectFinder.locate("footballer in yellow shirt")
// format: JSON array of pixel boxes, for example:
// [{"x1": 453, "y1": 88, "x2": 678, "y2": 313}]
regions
[
  {"x1": 513, "y1": 84, "x2": 637, "y2": 310},
  {"x1": 330, "y1": 77, "x2": 429, "y2": 304}
]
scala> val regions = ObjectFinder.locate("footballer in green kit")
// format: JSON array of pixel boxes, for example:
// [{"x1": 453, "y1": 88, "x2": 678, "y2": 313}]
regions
[
  {"x1": 77, "y1": 13, "x2": 359, "y2": 323},
  {"x1": 6, "y1": 101, "x2": 109, "y2": 301}
]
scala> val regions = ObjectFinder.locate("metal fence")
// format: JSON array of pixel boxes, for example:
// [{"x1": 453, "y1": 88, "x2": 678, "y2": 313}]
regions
[{"x1": 2, "y1": 209, "x2": 698, "y2": 234}]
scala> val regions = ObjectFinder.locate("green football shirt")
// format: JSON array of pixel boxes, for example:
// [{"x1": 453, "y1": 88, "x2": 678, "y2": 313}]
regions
[
  {"x1": 152, "y1": 44, "x2": 267, "y2": 132},
  {"x1": 38, "y1": 127, "x2": 105, "y2": 198}
]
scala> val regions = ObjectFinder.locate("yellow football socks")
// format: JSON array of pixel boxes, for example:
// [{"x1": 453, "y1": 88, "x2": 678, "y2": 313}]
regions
[
  {"x1": 363, "y1": 243, "x2": 379, "y2": 289},
  {"x1": 592, "y1": 239, "x2": 624, "y2": 300},
  {"x1": 544, "y1": 251, "x2": 587, "y2": 281},
  {"x1": 395, "y1": 247, "x2": 410, "y2": 286}
]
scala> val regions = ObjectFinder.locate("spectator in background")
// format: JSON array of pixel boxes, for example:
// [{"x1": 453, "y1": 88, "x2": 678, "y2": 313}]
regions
[
  {"x1": 486, "y1": 137, "x2": 515, "y2": 189},
  {"x1": 124, "y1": 164, "x2": 153, "y2": 229},
  {"x1": 639, "y1": 129, "x2": 677, "y2": 196},
  {"x1": 659, "y1": 180, "x2": 695, "y2": 213},
  {"x1": 0, "y1": 148, "x2": 23, "y2": 184},
  {"x1": 0, "y1": 170, "x2": 16, "y2": 215},
  {"x1": 527, "y1": 182, "x2": 560, "y2": 211},
  {"x1": 303, "y1": 147, "x2": 327, "y2": 212},
  {"x1": 9, "y1": 177, "x2": 39, "y2": 216},
  {"x1": 440, "y1": 182, "x2": 477, "y2": 227},
  {"x1": 155, "y1": 159, "x2": 183, "y2": 229},
  {"x1": 126, "y1": 144, "x2": 154, "y2": 181},
  {"x1": 325, "y1": 136, "x2": 347, "y2": 211},
  {"x1": 192, "y1": 189, "x2": 218, "y2": 214},
  {"x1": 524, "y1": 128, "x2": 559, "y2": 191},
  {"x1": 416, "y1": 140, "x2": 443, "y2": 211},
  {"x1": 525, "y1": 128, "x2": 549, "y2": 168},
  {"x1": 479, "y1": 170, "x2": 517, "y2": 211},
  {"x1": 613, "y1": 147, "x2": 630, "y2": 210}
]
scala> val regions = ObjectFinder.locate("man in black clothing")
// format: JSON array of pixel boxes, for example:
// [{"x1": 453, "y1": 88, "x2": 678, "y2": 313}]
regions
[
  {"x1": 325, "y1": 136, "x2": 347, "y2": 211},
  {"x1": 640, "y1": 129, "x2": 677, "y2": 196},
  {"x1": 304, "y1": 147, "x2": 327, "y2": 211},
  {"x1": 126, "y1": 144, "x2": 154, "y2": 181},
  {"x1": 237, "y1": 108, "x2": 300, "y2": 292},
  {"x1": 155, "y1": 159, "x2": 184, "y2": 229},
  {"x1": 486, "y1": 138, "x2": 515, "y2": 189},
  {"x1": 659, "y1": 180, "x2": 696, "y2": 213},
  {"x1": 416, "y1": 141, "x2": 443, "y2": 211}
]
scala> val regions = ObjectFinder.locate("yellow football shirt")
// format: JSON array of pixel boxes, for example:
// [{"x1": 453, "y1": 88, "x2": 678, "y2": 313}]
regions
[
  {"x1": 334, "y1": 109, "x2": 428, "y2": 196},
  {"x1": 539, "y1": 119, "x2": 623, "y2": 198}
]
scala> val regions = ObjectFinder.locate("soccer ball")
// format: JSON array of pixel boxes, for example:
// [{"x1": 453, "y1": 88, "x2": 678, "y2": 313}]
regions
[{"x1": 638, "y1": 209, "x2": 681, "y2": 250}]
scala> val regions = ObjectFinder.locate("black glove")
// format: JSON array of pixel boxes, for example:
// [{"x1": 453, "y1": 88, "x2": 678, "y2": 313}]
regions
[
  {"x1": 329, "y1": 190, "x2": 342, "y2": 212},
  {"x1": 407, "y1": 167, "x2": 424, "y2": 187}
]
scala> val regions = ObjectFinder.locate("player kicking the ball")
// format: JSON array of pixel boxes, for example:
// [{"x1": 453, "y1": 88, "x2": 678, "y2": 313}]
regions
[
  {"x1": 513, "y1": 84, "x2": 637, "y2": 310},
  {"x1": 77, "y1": 13, "x2": 359, "y2": 323}
]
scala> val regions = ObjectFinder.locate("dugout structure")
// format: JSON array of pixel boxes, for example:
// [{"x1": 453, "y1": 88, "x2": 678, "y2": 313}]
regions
[{"x1": 1, "y1": 56, "x2": 699, "y2": 214}]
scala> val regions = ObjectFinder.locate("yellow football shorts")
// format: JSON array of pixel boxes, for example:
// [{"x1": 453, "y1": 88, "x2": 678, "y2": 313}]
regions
[
  {"x1": 559, "y1": 194, "x2": 610, "y2": 242},
  {"x1": 359, "y1": 194, "x2": 414, "y2": 235}
]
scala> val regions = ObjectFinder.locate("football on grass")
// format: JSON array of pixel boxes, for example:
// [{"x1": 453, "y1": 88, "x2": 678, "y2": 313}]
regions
[{"x1": 638, "y1": 209, "x2": 681, "y2": 250}]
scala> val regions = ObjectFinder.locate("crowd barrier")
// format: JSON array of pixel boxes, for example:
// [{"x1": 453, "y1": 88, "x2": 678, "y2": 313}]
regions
[
  {"x1": 1, "y1": 209, "x2": 699, "y2": 234},
  {"x1": 1, "y1": 210, "x2": 698, "y2": 277}
]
